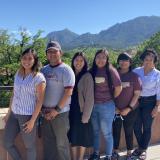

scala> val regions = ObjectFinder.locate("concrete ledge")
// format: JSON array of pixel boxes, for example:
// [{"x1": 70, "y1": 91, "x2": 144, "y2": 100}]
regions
[
  {"x1": 0, "y1": 108, "x2": 8, "y2": 130},
  {"x1": 0, "y1": 108, "x2": 160, "y2": 160}
]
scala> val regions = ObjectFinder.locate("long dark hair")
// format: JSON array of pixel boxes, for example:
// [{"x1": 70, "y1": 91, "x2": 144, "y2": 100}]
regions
[
  {"x1": 90, "y1": 49, "x2": 114, "y2": 97},
  {"x1": 71, "y1": 52, "x2": 88, "y2": 84},
  {"x1": 19, "y1": 48, "x2": 40, "y2": 76}
]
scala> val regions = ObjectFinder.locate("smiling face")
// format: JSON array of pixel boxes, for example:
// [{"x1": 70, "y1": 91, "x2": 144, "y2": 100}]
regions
[
  {"x1": 143, "y1": 54, "x2": 155, "y2": 69},
  {"x1": 46, "y1": 48, "x2": 62, "y2": 65},
  {"x1": 21, "y1": 52, "x2": 35, "y2": 72},
  {"x1": 95, "y1": 52, "x2": 108, "y2": 68},
  {"x1": 73, "y1": 55, "x2": 85, "y2": 73},
  {"x1": 118, "y1": 59, "x2": 130, "y2": 71}
]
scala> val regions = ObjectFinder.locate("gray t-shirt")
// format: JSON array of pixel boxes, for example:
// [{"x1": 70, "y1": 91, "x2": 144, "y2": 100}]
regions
[{"x1": 41, "y1": 63, "x2": 75, "y2": 113}]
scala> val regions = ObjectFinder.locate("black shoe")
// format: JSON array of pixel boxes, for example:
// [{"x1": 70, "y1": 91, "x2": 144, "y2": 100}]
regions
[
  {"x1": 126, "y1": 154, "x2": 135, "y2": 160},
  {"x1": 132, "y1": 149, "x2": 143, "y2": 157},
  {"x1": 111, "y1": 152, "x2": 120, "y2": 160},
  {"x1": 88, "y1": 152, "x2": 100, "y2": 160}
]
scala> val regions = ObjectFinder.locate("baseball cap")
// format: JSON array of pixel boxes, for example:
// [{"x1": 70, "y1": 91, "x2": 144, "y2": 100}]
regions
[
  {"x1": 117, "y1": 52, "x2": 132, "y2": 63},
  {"x1": 46, "y1": 41, "x2": 61, "y2": 52}
]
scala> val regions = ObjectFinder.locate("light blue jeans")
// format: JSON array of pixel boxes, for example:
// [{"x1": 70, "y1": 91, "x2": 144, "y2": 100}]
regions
[{"x1": 91, "y1": 100, "x2": 115, "y2": 156}]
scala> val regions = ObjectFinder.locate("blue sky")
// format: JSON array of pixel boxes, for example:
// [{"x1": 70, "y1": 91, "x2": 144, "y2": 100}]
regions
[{"x1": 1, "y1": 0, "x2": 160, "y2": 36}]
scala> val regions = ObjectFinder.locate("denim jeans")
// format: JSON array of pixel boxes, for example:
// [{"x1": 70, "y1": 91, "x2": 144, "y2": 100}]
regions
[
  {"x1": 91, "y1": 100, "x2": 115, "y2": 156},
  {"x1": 134, "y1": 96, "x2": 156, "y2": 150},
  {"x1": 3, "y1": 112, "x2": 36, "y2": 160}
]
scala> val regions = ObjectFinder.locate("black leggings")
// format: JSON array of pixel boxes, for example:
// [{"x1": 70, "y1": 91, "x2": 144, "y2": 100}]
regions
[{"x1": 113, "y1": 109, "x2": 138, "y2": 150}]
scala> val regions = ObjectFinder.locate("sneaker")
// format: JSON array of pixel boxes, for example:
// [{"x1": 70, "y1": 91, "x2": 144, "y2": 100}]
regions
[
  {"x1": 88, "y1": 152, "x2": 100, "y2": 160},
  {"x1": 138, "y1": 151, "x2": 147, "y2": 160},
  {"x1": 131, "y1": 149, "x2": 143, "y2": 157},
  {"x1": 111, "y1": 152, "x2": 120, "y2": 160}
]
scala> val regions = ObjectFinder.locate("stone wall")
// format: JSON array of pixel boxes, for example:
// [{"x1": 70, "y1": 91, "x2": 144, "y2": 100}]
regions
[{"x1": 0, "y1": 108, "x2": 160, "y2": 160}]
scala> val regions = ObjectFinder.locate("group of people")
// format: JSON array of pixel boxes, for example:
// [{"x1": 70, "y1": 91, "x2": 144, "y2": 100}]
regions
[{"x1": 2, "y1": 40, "x2": 160, "y2": 160}]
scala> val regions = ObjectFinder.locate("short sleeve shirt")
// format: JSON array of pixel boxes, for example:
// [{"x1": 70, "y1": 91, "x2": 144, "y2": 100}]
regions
[
  {"x1": 11, "y1": 72, "x2": 46, "y2": 115},
  {"x1": 115, "y1": 71, "x2": 142, "y2": 110},
  {"x1": 41, "y1": 63, "x2": 75, "y2": 113},
  {"x1": 94, "y1": 67, "x2": 121, "y2": 103}
]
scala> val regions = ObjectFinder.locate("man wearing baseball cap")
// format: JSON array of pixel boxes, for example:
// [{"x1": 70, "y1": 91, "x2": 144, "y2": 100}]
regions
[{"x1": 41, "y1": 41, "x2": 75, "y2": 160}]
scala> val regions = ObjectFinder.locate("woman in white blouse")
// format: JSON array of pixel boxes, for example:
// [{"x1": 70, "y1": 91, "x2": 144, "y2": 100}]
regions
[
  {"x1": 3, "y1": 48, "x2": 46, "y2": 160},
  {"x1": 131, "y1": 49, "x2": 160, "y2": 160}
]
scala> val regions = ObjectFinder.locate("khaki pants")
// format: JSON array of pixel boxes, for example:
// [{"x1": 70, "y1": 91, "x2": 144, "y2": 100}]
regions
[{"x1": 42, "y1": 112, "x2": 71, "y2": 160}]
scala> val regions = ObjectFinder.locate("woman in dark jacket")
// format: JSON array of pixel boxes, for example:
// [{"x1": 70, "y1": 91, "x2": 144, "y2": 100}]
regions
[{"x1": 68, "y1": 52, "x2": 94, "y2": 160}]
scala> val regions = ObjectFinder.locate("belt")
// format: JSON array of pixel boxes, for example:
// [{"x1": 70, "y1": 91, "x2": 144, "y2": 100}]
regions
[{"x1": 41, "y1": 105, "x2": 55, "y2": 114}]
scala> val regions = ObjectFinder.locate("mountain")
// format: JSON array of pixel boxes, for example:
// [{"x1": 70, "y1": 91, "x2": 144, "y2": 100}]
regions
[
  {"x1": 46, "y1": 28, "x2": 79, "y2": 47},
  {"x1": 46, "y1": 16, "x2": 160, "y2": 49}
]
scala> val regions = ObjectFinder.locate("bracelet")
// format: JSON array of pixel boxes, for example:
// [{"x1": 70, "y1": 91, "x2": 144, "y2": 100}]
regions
[
  {"x1": 128, "y1": 105, "x2": 133, "y2": 111},
  {"x1": 54, "y1": 105, "x2": 62, "y2": 112}
]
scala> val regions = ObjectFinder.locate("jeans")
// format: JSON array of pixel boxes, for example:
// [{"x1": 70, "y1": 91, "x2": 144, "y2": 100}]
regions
[
  {"x1": 113, "y1": 109, "x2": 138, "y2": 150},
  {"x1": 3, "y1": 112, "x2": 36, "y2": 160},
  {"x1": 134, "y1": 96, "x2": 156, "y2": 150},
  {"x1": 42, "y1": 111, "x2": 71, "y2": 160},
  {"x1": 91, "y1": 101, "x2": 115, "y2": 156}
]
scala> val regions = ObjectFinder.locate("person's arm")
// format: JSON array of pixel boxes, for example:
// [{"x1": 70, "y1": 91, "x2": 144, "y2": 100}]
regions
[
  {"x1": 81, "y1": 74, "x2": 94, "y2": 123},
  {"x1": 23, "y1": 82, "x2": 46, "y2": 133},
  {"x1": 45, "y1": 88, "x2": 73, "y2": 120},
  {"x1": 155, "y1": 100, "x2": 160, "y2": 110},
  {"x1": 45, "y1": 66, "x2": 75, "y2": 120},
  {"x1": 152, "y1": 73, "x2": 160, "y2": 117},
  {"x1": 129, "y1": 90, "x2": 141, "y2": 109},
  {"x1": 110, "y1": 67, "x2": 122, "y2": 98},
  {"x1": 121, "y1": 74, "x2": 142, "y2": 116},
  {"x1": 151, "y1": 100, "x2": 160, "y2": 118},
  {"x1": 114, "y1": 85, "x2": 122, "y2": 98},
  {"x1": 121, "y1": 90, "x2": 141, "y2": 116}
]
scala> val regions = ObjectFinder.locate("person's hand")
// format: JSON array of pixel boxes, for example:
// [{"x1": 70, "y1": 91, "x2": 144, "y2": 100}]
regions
[
  {"x1": 23, "y1": 119, "x2": 35, "y2": 133},
  {"x1": 81, "y1": 116, "x2": 89, "y2": 124},
  {"x1": 115, "y1": 108, "x2": 121, "y2": 114},
  {"x1": 81, "y1": 119, "x2": 88, "y2": 124},
  {"x1": 120, "y1": 108, "x2": 131, "y2": 116},
  {"x1": 44, "y1": 109, "x2": 59, "y2": 120},
  {"x1": 151, "y1": 107, "x2": 159, "y2": 118}
]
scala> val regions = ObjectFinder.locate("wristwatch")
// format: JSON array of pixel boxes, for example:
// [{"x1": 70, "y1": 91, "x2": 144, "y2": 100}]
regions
[{"x1": 54, "y1": 105, "x2": 62, "y2": 112}]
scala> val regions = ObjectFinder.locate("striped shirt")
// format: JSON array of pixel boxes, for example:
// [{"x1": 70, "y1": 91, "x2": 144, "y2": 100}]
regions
[
  {"x1": 11, "y1": 72, "x2": 46, "y2": 115},
  {"x1": 133, "y1": 67, "x2": 160, "y2": 100}
]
